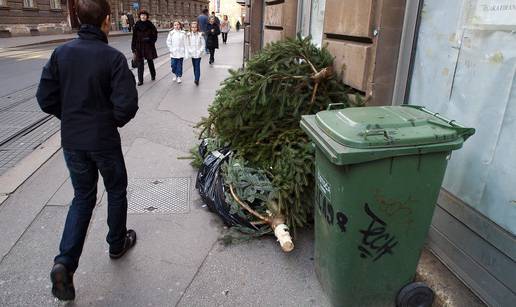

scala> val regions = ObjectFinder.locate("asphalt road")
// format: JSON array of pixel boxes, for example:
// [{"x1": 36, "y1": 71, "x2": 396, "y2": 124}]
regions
[
  {"x1": 0, "y1": 33, "x2": 170, "y2": 97},
  {"x1": 0, "y1": 33, "x2": 171, "y2": 175}
]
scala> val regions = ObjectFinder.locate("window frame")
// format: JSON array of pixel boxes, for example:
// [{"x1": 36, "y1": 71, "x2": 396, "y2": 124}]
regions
[
  {"x1": 23, "y1": 0, "x2": 36, "y2": 8},
  {"x1": 50, "y1": 0, "x2": 61, "y2": 10}
]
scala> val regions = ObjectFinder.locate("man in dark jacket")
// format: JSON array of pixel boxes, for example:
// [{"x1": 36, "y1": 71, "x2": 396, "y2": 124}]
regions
[
  {"x1": 197, "y1": 8, "x2": 209, "y2": 54},
  {"x1": 211, "y1": 11, "x2": 221, "y2": 26},
  {"x1": 127, "y1": 11, "x2": 135, "y2": 32},
  {"x1": 36, "y1": 0, "x2": 138, "y2": 301}
]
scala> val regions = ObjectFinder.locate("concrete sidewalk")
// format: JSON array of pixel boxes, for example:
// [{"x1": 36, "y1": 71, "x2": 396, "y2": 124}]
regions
[
  {"x1": 0, "y1": 32, "x2": 330, "y2": 306},
  {"x1": 0, "y1": 29, "x2": 169, "y2": 48},
  {"x1": 0, "y1": 31, "x2": 483, "y2": 307}
]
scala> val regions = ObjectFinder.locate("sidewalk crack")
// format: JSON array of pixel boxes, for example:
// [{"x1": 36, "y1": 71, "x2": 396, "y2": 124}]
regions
[
  {"x1": 0, "y1": 173, "x2": 68, "y2": 264},
  {"x1": 0, "y1": 205, "x2": 46, "y2": 265},
  {"x1": 175, "y1": 239, "x2": 219, "y2": 307}
]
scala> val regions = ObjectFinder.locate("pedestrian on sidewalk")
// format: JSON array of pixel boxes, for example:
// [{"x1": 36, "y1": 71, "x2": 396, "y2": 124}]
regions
[
  {"x1": 36, "y1": 0, "x2": 138, "y2": 301},
  {"x1": 120, "y1": 13, "x2": 129, "y2": 32},
  {"x1": 220, "y1": 15, "x2": 231, "y2": 44},
  {"x1": 197, "y1": 8, "x2": 209, "y2": 54},
  {"x1": 127, "y1": 11, "x2": 135, "y2": 32},
  {"x1": 236, "y1": 20, "x2": 241, "y2": 32},
  {"x1": 211, "y1": 11, "x2": 221, "y2": 26},
  {"x1": 166, "y1": 21, "x2": 187, "y2": 84},
  {"x1": 132, "y1": 10, "x2": 158, "y2": 86},
  {"x1": 206, "y1": 16, "x2": 220, "y2": 65},
  {"x1": 187, "y1": 21, "x2": 205, "y2": 86}
]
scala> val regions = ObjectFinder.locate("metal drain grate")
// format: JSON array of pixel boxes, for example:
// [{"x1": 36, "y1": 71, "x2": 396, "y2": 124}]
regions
[{"x1": 127, "y1": 177, "x2": 190, "y2": 214}]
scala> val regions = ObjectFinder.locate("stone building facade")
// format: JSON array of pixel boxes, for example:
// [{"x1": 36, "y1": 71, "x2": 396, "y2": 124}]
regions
[
  {"x1": 114, "y1": 0, "x2": 210, "y2": 30},
  {"x1": 0, "y1": 0, "x2": 209, "y2": 37},
  {"x1": 0, "y1": 0, "x2": 72, "y2": 37},
  {"x1": 210, "y1": 0, "x2": 245, "y2": 29}
]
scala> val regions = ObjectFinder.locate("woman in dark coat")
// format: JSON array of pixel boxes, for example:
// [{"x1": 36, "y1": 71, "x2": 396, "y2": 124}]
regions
[
  {"x1": 131, "y1": 10, "x2": 158, "y2": 85},
  {"x1": 205, "y1": 16, "x2": 220, "y2": 65}
]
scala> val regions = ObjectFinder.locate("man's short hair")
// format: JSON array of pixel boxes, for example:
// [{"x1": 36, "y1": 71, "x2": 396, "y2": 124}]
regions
[
  {"x1": 202, "y1": 8, "x2": 209, "y2": 14},
  {"x1": 139, "y1": 10, "x2": 149, "y2": 17},
  {"x1": 76, "y1": 0, "x2": 111, "y2": 28}
]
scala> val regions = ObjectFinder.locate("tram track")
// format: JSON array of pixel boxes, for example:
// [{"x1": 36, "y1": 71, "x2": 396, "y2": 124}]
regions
[{"x1": 0, "y1": 39, "x2": 171, "y2": 175}]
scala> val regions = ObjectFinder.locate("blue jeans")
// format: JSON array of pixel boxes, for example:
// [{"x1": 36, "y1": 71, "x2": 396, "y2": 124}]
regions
[
  {"x1": 55, "y1": 148, "x2": 128, "y2": 272},
  {"x1": 203, "y1": 35, "x2": 209, "y2": 53},
  {"x1": 192, "y1": 58, "x2": 201, "y2": 81},
  {"x1": 171, "y1": 58, "x2": 183, "y2": 77}
]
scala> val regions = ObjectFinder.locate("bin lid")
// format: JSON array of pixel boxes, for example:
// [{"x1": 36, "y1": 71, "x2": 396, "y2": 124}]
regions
[
  {"x1": 300, "y1": 105, "x2": 475, "y2": 165},
  {"x1": 315, "y1": 105, "x2": 473, "y2": 149}
]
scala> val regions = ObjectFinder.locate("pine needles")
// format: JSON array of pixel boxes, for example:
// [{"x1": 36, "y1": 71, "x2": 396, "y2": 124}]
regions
[{"x1": 195, "y1": 35, "x2": 351, "y2": 231}]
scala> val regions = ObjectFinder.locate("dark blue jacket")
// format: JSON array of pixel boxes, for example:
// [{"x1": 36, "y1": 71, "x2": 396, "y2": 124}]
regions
[
  {"x1": 198, "y1": 14, "x2": 209, "y2": 32},
  {"x1": 36, "y1": 24, "x2": 138, "y2": 151}
]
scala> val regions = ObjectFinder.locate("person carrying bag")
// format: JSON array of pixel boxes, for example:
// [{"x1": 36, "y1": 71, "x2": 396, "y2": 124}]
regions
[{"x1": 131, "y1": 10, "x2": 158, "y2": 85}]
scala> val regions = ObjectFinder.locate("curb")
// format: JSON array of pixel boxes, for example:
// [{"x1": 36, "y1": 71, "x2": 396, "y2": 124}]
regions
[
  {"x1": 0, "y1": 131, "x2": 61, "y2": 203},
  {"x1": 415, "y1": 248, "x2": 486, "y2": 306},
  {"x1": 12, "y1": 29, "x2": 170, "y2": 48}
]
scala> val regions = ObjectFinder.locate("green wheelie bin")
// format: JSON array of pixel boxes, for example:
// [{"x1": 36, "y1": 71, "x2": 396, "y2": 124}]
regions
[{"x1": 300, "y1": 105, "x2": 475, "y2": 307}]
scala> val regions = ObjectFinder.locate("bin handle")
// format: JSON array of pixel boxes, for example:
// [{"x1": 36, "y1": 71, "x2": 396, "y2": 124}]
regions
[
  {"x1": 327, "y1": 103, "x2": 346, "y2": 111},
  {"x1": 405, "y1": 105, "x2": 476, "y2": 140},
  {"x1": 362, "y1": 129, "x2": 392, "y2": 140}
]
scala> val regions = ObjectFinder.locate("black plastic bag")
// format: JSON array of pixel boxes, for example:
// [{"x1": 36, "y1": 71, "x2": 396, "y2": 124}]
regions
[{"x1": 195, "y1": 142, "x2": 255, "y2": 229}]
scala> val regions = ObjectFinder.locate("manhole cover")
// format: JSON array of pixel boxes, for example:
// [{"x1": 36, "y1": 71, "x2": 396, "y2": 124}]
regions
[{"x1": 127, "y1": 177, "x2": 190, "y2": 214}]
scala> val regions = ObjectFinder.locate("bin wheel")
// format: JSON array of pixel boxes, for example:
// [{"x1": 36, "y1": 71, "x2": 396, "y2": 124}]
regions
[{"x1": 396, "y1": 282, "x2": 434, "y2": 307}]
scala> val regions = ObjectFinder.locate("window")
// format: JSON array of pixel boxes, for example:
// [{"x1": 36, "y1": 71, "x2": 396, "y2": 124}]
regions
[
  {"x1": 119, "y1": 1, "x2": 123, "y2": 13},
  {"x1": 0, "y1": 0, "x2": 7, "y2": 7},
  {"x1": 309, "y1": 0, "x2": 326, "y2": 47},
  {"x1": 50, "y1": 0, "x2": 61, "y2": 9},
  {"x1": 407, "y1": 0, "x2": 516, "y2": 236},
  {"x1": 23, "y1": 0, "x2": 35, "y2": 8},
  {"x1": 298, "y1": 0, "x2": 312, "y2": 37}
]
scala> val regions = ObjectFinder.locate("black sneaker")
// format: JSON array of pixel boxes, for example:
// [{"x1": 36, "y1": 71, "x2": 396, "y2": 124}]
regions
[
  {"x1": 50, "y1": 263, "x2": 75, "y2": 301},
  {"x1": 109, "y1": 229, "x2": 137, "y2": 259},
  {"x1": 137, "y1": 82, "x2": 143, "y2": 86},
  {"x1": 195, "y1": 80, "x2": 199, "y2": 86},
  {"x1": 151, "y1": 75, "x2": 156, "y2": 81}
]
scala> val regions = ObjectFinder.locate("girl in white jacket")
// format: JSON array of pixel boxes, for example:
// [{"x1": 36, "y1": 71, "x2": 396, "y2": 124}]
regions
[
  {"x1": 186, "y1": 21, "x2": 205, "y2": 86},
  {"x1": 166, "y1": 21, "x2": 187, "y2": 83}
]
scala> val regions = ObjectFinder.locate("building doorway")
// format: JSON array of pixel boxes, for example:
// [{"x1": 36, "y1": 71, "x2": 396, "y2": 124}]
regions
[{"x1": 68, "y1": 0, "x2": 80, "y2": 29}]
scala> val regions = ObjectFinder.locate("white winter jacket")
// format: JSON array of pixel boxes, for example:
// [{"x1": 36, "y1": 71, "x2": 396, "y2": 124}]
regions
[
  {"x1": 186, "y1": 32, "x2": 205, "y2": 59},
  {"x1": 166, "y1": 29, "x2": 188, "y2": 59}
]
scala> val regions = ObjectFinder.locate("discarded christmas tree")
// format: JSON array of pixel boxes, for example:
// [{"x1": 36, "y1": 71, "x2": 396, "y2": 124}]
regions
[{"x1": 195, "y1": 36, "x2": 355, "y2": 251}]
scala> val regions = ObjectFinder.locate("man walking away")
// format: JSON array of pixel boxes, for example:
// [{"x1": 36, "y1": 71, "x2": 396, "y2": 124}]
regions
[
  {"x1": 36, "y1": 0, "x2": 138, "y2": 301},
  {"x1": 197, "y1": 8, "x2": 209, "y2": 54},
  {"x1": 211, "y1": 11, "x2": 220, "y2": 26},
  {"x1": 127, "y1": 11, "x2": 135, "y2": 32}
]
